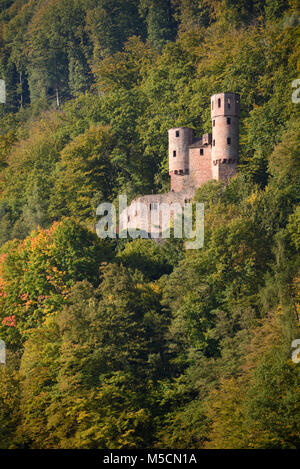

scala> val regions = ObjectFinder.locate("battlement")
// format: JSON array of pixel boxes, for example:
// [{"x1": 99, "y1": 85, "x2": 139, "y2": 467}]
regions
[{"x1": 211, "y1": 92, "x2": 240, "y2": 118}]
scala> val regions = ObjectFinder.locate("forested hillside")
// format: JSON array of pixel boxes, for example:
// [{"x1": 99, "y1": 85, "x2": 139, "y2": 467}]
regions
[{"x1": 0, "y1": 0, "x2": 299, "y2": 449}]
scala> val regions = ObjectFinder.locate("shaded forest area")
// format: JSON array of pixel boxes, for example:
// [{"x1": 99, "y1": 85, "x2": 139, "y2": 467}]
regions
[{"x1": 0, "y1": 0, "x2": 299, "y2": 449}]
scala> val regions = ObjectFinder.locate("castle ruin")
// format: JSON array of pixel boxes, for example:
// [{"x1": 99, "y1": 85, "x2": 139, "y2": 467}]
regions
[{"x1": 120, "y1": 92, "x2": 240, "y2": 236}]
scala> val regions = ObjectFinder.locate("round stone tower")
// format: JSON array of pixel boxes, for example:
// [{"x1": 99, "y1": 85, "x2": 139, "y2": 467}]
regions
[
  {"x1": 168, "y1": 127, "x2": 194, "y2": 176},
  {"x1": 211, "y1": 92, "x2": 240, "y2": 181}
]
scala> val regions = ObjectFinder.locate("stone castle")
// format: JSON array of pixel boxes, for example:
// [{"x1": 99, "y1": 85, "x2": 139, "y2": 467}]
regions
[{"x1": 120, "y1": 92, "x2": 240, "y2": 234}]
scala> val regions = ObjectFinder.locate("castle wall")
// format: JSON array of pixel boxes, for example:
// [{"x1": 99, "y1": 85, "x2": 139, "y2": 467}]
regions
[
  {"x1": 170, "y1": 173, "x2": 196, "y2": 192},
  {"x1": 218, "y1": 160, "x2": 237, "y2": 182},
  {"x1": 170, "y1": 173, "x2": 185, "y2": 192},
  {"x1": 121, "y1": 189, "x2": 195, "y2": 236},
  {"x1": 189, "y1": 146, "x2": 212, "y2": 186},
  {"x1": 212, "y1": 160, "x2": 237, "y2": 182}
]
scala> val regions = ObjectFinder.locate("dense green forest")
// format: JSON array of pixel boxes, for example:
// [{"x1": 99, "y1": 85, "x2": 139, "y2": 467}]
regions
[{"x1": 0, "y1": 0, "x2": 299, "y2": 449}]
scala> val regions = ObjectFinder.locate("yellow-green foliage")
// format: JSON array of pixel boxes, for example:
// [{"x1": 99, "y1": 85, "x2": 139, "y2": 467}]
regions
[{"x1": 0, "y1": 0, "x2": 299, "y2": 449}]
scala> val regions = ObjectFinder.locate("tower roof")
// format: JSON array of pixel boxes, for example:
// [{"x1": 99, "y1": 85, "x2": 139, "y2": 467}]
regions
[
  {"x1": 211, "y1": 92, "x2": 240, "y2": 118},
  {"x1": 189, "y1": 138, "x2": 203, "y2": 148}
]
